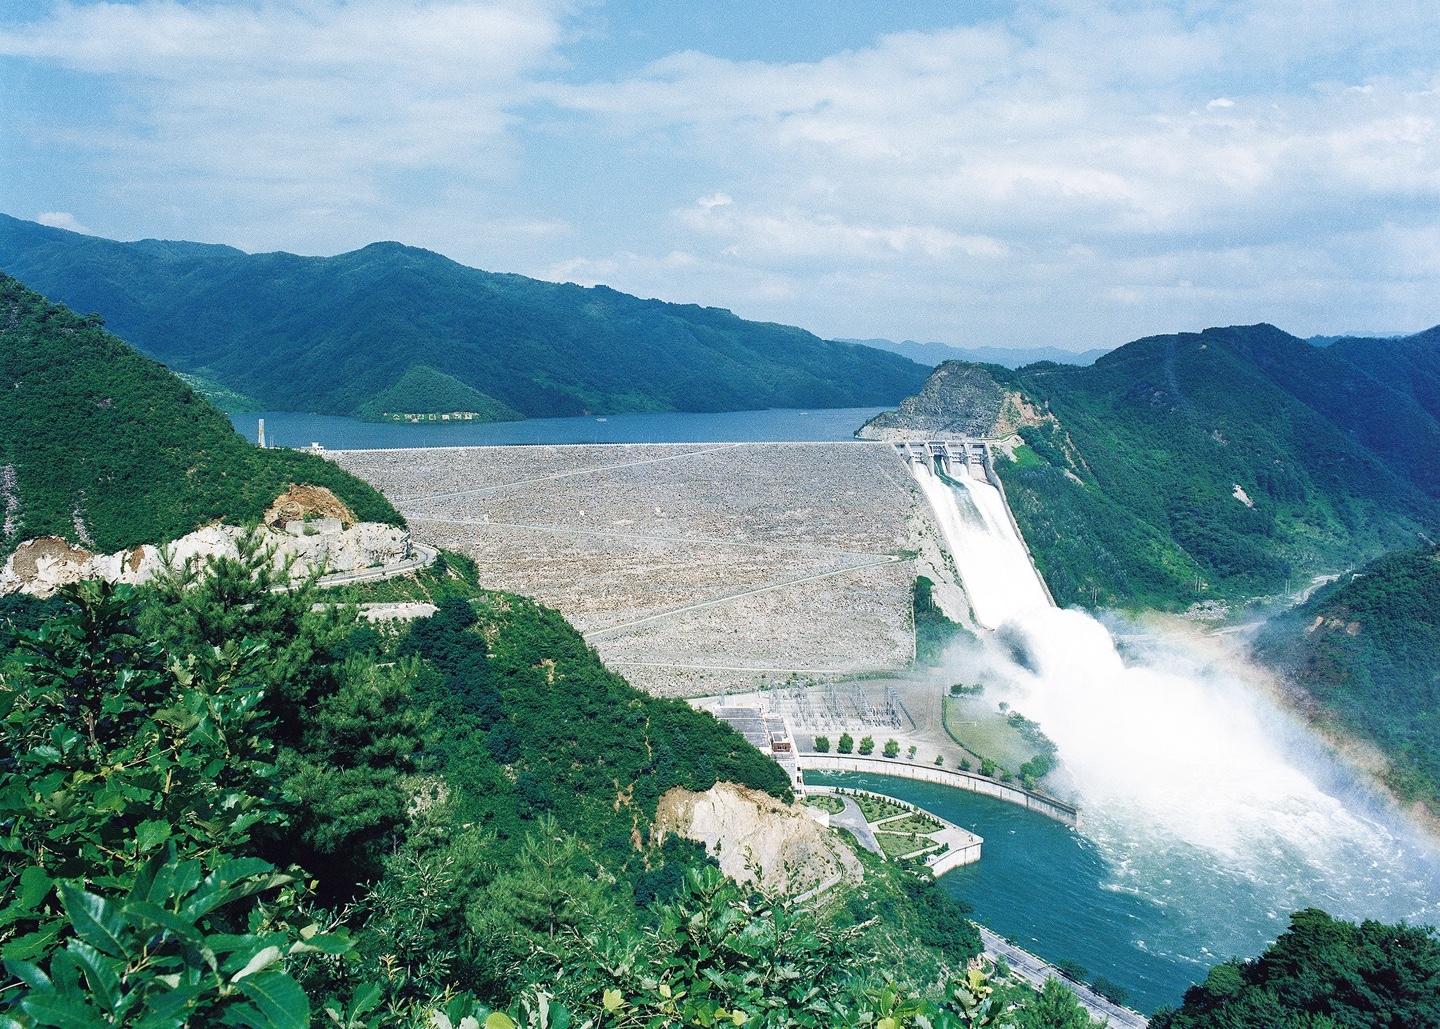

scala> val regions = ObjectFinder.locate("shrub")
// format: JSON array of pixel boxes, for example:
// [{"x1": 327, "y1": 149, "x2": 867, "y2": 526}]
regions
[
  {"x1": 883, "y1": 739, "x2": 900, "y2": 758},
  {"x1": 838, "y1": 732, "x2": 854, "y2": 754},
  {"x1": 908, "y1": 745, "x2": 918, "y2": 759},
  {"x1": 934, "y1": 755, "x2": 944, "y2": 766},
  {"x1": 858, "y1": 735, "x2": 875, "y2": 755},
  {"x1": 960, "y1": 758, "x2": 972, "y2": 771},
  {"x1": 814, "y1": 735, "x2": 831, "y2": 752},
  {"x1": 980, "y1": 758, "x2": 997, "y2": 777}
]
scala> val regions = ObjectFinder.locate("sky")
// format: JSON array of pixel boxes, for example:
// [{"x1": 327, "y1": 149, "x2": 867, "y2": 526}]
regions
[{"x1": 2, "y1": 0, "x2": 1439, "y2": 349}]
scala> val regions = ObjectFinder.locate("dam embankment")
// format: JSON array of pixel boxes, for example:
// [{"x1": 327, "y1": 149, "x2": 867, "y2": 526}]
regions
[{"x1": 334, "y1": 441, "x2": 968, "y2": 697}]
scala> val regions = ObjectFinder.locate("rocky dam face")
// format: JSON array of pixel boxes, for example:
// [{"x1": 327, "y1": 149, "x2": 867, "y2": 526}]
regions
[{"x1": 334, "y1": 441, "x2": 967, "y2": 697}]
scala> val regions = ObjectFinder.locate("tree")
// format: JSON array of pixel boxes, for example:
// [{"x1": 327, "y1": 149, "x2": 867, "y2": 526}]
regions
[
  {"x1": 981, "y1": 758, "x2": 997, "y2": 777},
  {"x1": 838, "y1": 732, "x2": 854, "y2": 754},
  {"x1": 814, "y1": 735, "x2": 831, "y2": 752},
  {"x1": 858, "y1": 735, "x2": 875, "y2": 755},
  {"x1": 934, "y1": 755, "x2": 944, "y2": 766},
  {"x1": 1151, "y1": 908, "x2": 1440, "y2": 1029},
  {"x1": 883, "y1": 739, "x2": 900, "y2": 758},
  {"x1": 908, "y1": 745, "x2": 917, "y2": 759}
]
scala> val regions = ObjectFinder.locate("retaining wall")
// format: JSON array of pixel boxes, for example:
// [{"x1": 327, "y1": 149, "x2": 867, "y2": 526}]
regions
[{"x1": 797, "y1": 754, "x2": 1081, "y2": 829}]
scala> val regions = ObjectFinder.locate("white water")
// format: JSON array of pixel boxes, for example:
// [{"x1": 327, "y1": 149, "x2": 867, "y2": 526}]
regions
[
  {"x1": 910, "y1": 456, "x2": 1440, "y2": 935},
  {"x1": 911, "y1": 459, "x2": 1049, "y2": 628}
]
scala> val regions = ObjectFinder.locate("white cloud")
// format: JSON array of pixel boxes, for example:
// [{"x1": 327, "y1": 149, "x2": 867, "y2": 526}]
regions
[
  {"x1": 35, "y1": 211, "x2": 92, "y2": 234},
  {"x1": 4, "y1": 0, "x2": 1440, "y2": 344}
]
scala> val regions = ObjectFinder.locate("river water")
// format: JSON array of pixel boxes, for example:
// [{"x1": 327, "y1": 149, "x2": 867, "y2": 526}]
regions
[{"x1": 228, "y1": 407, "x2": 886, "y2": 449}]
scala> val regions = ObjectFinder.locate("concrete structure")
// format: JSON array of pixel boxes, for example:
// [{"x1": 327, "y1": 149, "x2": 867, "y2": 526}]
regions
[
  {"x1": 708, "y1": 704, "x2": 802, "y2": 788},
  {"x1": 796, "y1": 754, "x2": 1081, "y2": 829},
  {"x1": 893, "y1": 437, "x2": 1058, "y2": 607}
]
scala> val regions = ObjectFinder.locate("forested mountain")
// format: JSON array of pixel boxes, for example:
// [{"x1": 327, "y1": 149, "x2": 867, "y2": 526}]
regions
[
  {"x1": 869, "y1": 323, "x2": 1440, "y2": 609},
  {"x1": 0, "y1": 214, "x2": 929, "y2": 420},
  {"x1": 1254, "y1": 545, "x2": 1440, "y2": 807},
  {"x1": 0, "y1": 274, "x2": 399, "y2": 554},
  {"x1": 844, "y1": 337, "x2": 1110, "y2": 369}
]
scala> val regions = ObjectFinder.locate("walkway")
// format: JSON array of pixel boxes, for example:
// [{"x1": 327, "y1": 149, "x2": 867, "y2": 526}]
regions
[
  {"x1": 979, "y1": 927, "x2": 1149, "y2": 1029},
  {"x1": 312, "y1": 542, "x2": 439, "y2": 588}
]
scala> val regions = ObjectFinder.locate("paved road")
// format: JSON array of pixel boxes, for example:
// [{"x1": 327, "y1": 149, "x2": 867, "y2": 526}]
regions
[
  {"x1": 828, "y1": 796, "x2": 881, "y2": 855},
  {"x1": 978, "y1": 927, "x2": 1149, "y2": 1028},
  {"x1": 311, "y1": 542, "x2": 440, "y2": 588},
  {"x1": 584, "y1": 554, "x2": 904, "y2": 638}
]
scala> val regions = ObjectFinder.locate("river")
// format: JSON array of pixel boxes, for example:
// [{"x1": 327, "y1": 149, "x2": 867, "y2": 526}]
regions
[{"x1": 809, "y1": 769, "x2": 1438, "y2": 1015}]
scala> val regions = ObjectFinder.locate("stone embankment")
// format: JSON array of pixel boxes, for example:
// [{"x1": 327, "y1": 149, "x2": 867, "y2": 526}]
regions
[
  {"x1": 798, "y1": 754, "x2": 1081, "y2": 828},
  {"x1": 979, "y1": 928, "x2": 1149, "y2": 1028}
]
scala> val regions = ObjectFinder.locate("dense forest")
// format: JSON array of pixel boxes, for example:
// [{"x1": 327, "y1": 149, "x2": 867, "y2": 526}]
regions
[
  {"x1": 981, "y1": 325, "x2": 1440, "y2": 609},
  {"x1": 0, "y1": 274, "x2": 400, "y2": 554},
  {"x1": 0, "y1": 551, "x2": 1115, "y2": 1028},
  {"x1": 1253, "y1": 545, "x2": 1440, "y2": 806},
  {"x1": 0, "y1": 214, "x2": 930, "y2": 420}
]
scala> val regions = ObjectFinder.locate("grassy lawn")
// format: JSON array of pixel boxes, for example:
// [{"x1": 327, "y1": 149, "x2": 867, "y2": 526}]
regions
[
  {"x1": 941, "y1": 696, "x2": 1045, "y2": 772},
  {"x1": 804, "y1": 795, "x2": 846, "y2": 815},
  {"x1": 853, "y1": 793, "x2": 911, "y2": 822},
  {"x1": 874, "y1": 830, "x2": 939, "y2": 861},
  {"x1": 875, "y1": 812, "x2": 942, "y2": 834}
]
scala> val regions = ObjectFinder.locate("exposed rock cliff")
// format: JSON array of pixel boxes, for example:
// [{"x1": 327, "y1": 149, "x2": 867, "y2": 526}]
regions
[
  {"x1": 0, "y1": 517, "x2": 413, "y2": 598},
  {"x1": 856, "y1": 361, "x2": 1051, "y2": 440},
  {"x1": 654, "y1": 782, "x2": 862, "y2": 896}
]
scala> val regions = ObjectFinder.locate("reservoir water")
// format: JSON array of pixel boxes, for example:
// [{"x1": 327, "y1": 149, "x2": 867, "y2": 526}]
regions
[{"x1": 228, "y1": 407, "x2": 886, "y2": 449}]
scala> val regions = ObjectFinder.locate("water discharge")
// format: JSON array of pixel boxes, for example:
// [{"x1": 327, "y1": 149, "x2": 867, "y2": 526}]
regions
[
  {"x1": 907, "y1": 454, "x2": 1440, "y2": 1008},
  {"x1": 910, "y1": 459, "x2": 1048, "y2": 628}
]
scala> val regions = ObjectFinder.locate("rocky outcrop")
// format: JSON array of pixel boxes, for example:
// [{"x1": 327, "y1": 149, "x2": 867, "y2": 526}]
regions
[
  {"x1": 653, "y1": 782, "x2": 862, "y2": 896},
  {"x1": 0, "y1": 519, "x2": 413, "y2": 598},
  {"x1": 856, "y1": 361, "x2": 1052, "y2": 440},
  {"x1": 263, "y1": 485, "x2": 358, "y2": 529}
]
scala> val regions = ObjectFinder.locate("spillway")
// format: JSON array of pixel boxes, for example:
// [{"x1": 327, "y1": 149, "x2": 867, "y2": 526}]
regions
[
  {"x1": 909, "y1": 456, "x2": 1050, "y2": 628},
  {"x1": 902, "y1": 442, "x2": 1440, "y2": 1007}
]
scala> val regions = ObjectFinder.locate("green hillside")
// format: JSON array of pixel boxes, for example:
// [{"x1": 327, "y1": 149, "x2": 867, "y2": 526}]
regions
[
  {"x1": 0, "y1": 273, "x2": 400, "y2": 553},
  {"x1": 986, "y1": 324, "x2": 1440, "y2": 609},
  {"x1": 0, "y1": 213, "x2": 930, "y2": 420},
  {"x1": 356, "y1": 364, "x2": 522, "y2": 422},
  {"x1": 1253, "y1": 545, "x2": 1440, "y2": 805}
]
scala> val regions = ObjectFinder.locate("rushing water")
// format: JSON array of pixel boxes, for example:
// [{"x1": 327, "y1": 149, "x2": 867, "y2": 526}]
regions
[
  {"x1": 228, "y1": 407, "x2": 886, "y2": 450},
  {"x1": 894, "y1": 457, "x2": 1440, "y2": 1013}
]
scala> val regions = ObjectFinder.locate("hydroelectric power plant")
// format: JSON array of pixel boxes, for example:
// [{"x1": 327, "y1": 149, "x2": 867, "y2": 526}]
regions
[{"x1": 334, "y1": 436, "x2": 1440, "y2": 1012}]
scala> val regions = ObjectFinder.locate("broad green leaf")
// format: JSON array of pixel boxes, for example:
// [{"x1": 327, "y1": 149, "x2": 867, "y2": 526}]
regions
[
  {"x1": 484, "y1": 1014, "x2": 517, "y2": 1029},
  {"x1": 18, "y1": 866, "x2": 53, "y2": 908},
  {"x1": 58, "y1": 885, "x2": 128, "y2": 958},
  {"x1": 348, "y1": 983, "x2": 382, "y2": 1019},
  {"x1": 2, "y1": 923, "x2": 63, "y2": 960},
  {"x1": 229, "y1": 945, "x2": 281, "y2": 983},
  {"x1": 234, "y1": 970, "x2": 309, "y2": 1029},
  {"x1": 288, "y1": 932, "x2": 352, "y2": 956},
  {"x1": 134, "y1": 981, "x2": 202, "y2": 1029},
  {"x1": 134, "y1": 820, "x2": 172, "y2": 853},
  {"x1": 3, "y1": 958, "x2": 54, "y2": 993},
  {"x1": 17, "y1": 992, "x2": 107, "y2": 1029},
  {"x1": 65, "y1": 940, "x2": 120, "y2": 1014}
]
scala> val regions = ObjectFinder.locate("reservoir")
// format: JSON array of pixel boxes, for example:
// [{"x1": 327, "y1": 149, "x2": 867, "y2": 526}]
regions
[{"x1": 229, "y1": 406, "x2": 885, "y2": 449}]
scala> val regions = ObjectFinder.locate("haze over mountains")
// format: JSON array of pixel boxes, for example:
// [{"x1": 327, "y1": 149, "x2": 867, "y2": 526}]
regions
[
  {"x1": 843, "y1": 338, "x2": 1112, "y2": 369},
  {"x1": 0, "y1": 215, "x2": 929, "y2": 420}
]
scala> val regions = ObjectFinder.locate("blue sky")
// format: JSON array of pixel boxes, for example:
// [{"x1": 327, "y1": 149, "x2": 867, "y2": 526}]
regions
[{"x1": 2, "y1": 1, "x2": 1439, "y2": 348}]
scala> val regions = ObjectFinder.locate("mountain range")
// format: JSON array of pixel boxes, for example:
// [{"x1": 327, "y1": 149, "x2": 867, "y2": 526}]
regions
[
  {"x1": 0, "y1": 214, "x2": 929, "y2": 420},
  {"x1": 864, "y1": 323, "x2": 1440, "y2": 609},
  {"x1": 842, "y1": 337, "x2": 1111, "y2": 368}
]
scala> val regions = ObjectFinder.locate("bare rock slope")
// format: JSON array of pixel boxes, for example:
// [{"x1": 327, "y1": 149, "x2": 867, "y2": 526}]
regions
[
  {"x1": 856, "y1": 361, "x2": 1050, "y2": 440},
  {"x1": 654, "y1": 782, "x2": 862, "y2": 896}
]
